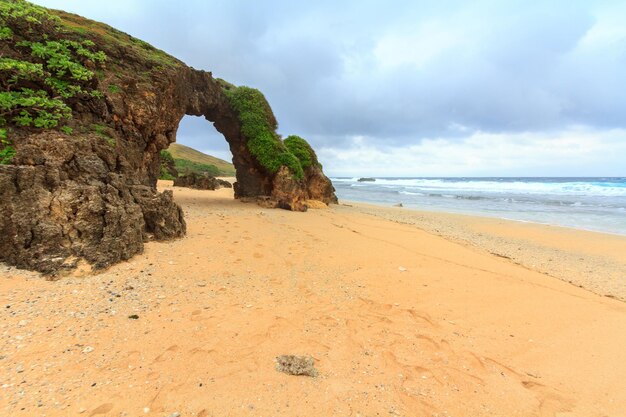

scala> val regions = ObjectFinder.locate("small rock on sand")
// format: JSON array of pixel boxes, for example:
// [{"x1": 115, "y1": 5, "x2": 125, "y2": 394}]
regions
[{"x1": 275, "y1": 355, "x2": 318, "y2": 377}]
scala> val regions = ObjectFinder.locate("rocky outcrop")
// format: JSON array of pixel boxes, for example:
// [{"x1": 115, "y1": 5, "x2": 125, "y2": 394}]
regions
[
  {"x1": 303, "y1": 164, "x2": 339, "y2": 205},
  {"x1": 173, "y1": 173, "x2": 232, "y2": 190},
  {"x1": 0, "y1": 2, "x2": 337, "y2": 274}
]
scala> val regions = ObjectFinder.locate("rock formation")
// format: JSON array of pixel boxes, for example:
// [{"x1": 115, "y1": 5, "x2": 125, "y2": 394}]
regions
[
  {"x1": 173, "y1": 173, "x2": 232, "y2": 190},
  {"x1": 0, "y1": 1, "x2": 336, "y2": 274}
]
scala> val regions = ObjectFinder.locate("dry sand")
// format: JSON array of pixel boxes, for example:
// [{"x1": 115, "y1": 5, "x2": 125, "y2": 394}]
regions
[{"x1": 1, "y1": 181, "x2": 625, "y2": 416}]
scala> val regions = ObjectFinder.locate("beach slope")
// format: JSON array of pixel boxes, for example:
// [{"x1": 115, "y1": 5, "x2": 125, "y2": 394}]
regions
[{"x1": 1, "y1": 183, "x2": 625, "y2": 416}]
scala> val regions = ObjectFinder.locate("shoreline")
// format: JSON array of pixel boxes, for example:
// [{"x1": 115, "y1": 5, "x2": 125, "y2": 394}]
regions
[
  {"x1": 340, "y1": 199, "x2": 626, "y2": 301},
  {"x1": 339, "y1": 196, "x2": 626, "y2": 237},
  {"x1": 1, "y1": 184, "x2": 626, "y2": 416}
]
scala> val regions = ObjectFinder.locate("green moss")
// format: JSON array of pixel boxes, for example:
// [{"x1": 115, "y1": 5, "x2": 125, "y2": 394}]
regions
[
  {"x1": 90, "y1": 123, "x2": 107, "y2": 135},
  {"x1": 284, "y1": 135, "x2": 319, "y2": 169},
  {"x1": 0, "y1": 27, "x2": 13, "y2": 40},
  {"x1": 107, "y1": 84, "x2": 121, "y2": 93},
  {"x1": 90, "y1": 123, "x2": 114, "y2": 145},
  {"x1": 0, "y1": 128, "x2": 15, "y2": 164},
  {"x1": 223, "y1": 86, "x2": 304, "y2": 180}
]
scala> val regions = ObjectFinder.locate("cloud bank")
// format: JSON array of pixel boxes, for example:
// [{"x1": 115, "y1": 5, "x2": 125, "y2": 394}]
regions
[{"x1": 34, "y1": 0, "x2": 626, "y2": 175}]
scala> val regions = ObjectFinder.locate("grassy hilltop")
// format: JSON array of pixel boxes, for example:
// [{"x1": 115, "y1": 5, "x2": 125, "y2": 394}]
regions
[{"x1": 167, "y1": 143, "x2": 235, "y2": 177}]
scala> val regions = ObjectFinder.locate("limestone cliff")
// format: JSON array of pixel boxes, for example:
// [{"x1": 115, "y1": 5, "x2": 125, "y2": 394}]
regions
[{"x1": 0, "y1": 1, "x2": 336, "y2": 274}]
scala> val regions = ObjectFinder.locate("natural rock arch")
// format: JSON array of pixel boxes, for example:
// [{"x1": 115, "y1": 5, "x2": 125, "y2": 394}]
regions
[
  {"x1": 0, "y1": 3, "x2": 336, "y2": 274},
  {"x1": 178, "y1": 72, "x2": 336, "y2": 210}
]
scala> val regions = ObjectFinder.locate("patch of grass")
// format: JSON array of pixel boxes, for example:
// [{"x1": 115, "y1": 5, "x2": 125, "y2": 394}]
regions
[
  {"x1": 107, "y1": 84, "x2": 121, "y2": 93},
  {"x1": 223, "y1": 86, "x2": 303, "y2": 180},
  {"x1": 284, "y1": 135, "x2": 320, "y2": 169}
]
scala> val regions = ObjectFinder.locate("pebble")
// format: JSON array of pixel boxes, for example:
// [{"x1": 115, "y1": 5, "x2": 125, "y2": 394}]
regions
[
  {"x1": 82, "y1": 346, "x2": 95, "y2": 354},
  {"x1": 16, "y1": 364, "x2": 24, "y2": 373},
  {"x1": 17, "y1": 320, "x2": 29, "y2": 327},
  {"x1": 398, "y1": 266, "x2": 407, "y2": 272},
  {"x1": 196, "y1": 282, "x2": 207, "y2": 287},
  {"x1": 143, "y1": 407, "x2": 150, "y2": 413},
  {"x1": 168, "y1": 413, "x2": 181, "y2": 417}
]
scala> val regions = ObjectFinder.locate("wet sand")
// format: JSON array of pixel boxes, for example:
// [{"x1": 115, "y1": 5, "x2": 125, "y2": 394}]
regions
[{"x1": 1, "y1": 182, "x2": 625, "y2": 416}]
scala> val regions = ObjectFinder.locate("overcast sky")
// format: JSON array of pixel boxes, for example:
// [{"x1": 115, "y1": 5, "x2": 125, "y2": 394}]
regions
[{"x1": 34, "y1": 0, "x2": 626, "y2": 176}]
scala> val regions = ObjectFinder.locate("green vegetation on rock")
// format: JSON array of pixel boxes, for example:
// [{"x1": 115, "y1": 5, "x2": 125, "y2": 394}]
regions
[
  {"x1": 0, "y1": 128, "x2": 15, "y2": 164},
  {"x1": 89, "y1": 123, "x2": 115, "y2": 146},
  {"x1": 159, "y1": 150, "x2": 175, "y2": 180},
  {"x1": 223, "y1": 86, "x2": 304, "y2": 180},
  {"x1": 53, "y1": 8, "x2": 180, "y2": 70},
  {"x1": 284, "y1": 135, "x2": 320, "y2": 170},
  {"x1": 0, "y1": 0, "x2": 108, "y2": 159}
]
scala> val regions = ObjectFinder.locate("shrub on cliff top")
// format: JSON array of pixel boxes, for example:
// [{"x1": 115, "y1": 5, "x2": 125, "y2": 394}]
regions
[
  {"x1": 223, "y1": 86, "x2": 304, "y2": 180},
  {"x1": 284, "y1": 135, "x2": 320, "y2": 170},
  {"x1": 0, "y1": 0, "x2": 108, "y2": 159}
]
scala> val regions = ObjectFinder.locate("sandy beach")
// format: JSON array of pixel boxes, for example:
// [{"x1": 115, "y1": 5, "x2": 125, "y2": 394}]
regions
[{"x1": 1, "y1": 182, "x2": 626, "y2": 416}]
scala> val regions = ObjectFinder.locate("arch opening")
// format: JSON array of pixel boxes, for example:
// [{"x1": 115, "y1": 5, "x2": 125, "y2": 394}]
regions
[{"x1": 171, "y1": 115, "x2": 235, "y2": 178}]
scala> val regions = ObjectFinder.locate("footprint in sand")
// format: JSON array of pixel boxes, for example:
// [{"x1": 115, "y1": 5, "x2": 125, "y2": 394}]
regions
[
  {"x1": 153, "y1": 344, "x2": 179, "y2": 363},
  {"x1": 90, "y1": 403, "x2": 114, "y2": 416}
]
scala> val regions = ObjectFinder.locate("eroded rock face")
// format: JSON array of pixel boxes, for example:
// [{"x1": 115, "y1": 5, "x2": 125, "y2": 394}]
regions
[
  {"x1": 304, "y1": 165, "x2": 338, "y2": 205},
  {"x1": 0, "y1": 7, "x2": 337, "y2": 274}
]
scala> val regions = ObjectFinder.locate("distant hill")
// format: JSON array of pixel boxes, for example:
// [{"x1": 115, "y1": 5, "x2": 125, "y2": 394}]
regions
[{"x1": 167, "y1": 143, "x2": 235, "y2": 176}]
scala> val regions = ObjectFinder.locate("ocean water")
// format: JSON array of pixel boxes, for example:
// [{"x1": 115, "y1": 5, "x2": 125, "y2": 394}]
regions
[{"x1": 330, "y1": 177, "x2": 626, "y2": 236}]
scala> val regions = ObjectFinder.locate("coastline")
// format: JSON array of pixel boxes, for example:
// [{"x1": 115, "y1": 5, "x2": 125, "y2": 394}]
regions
[
  {"x1": 331, "y1": 177, "x2": 626, "y2": 236},
  {"x1": 1, "y1": 183, "x2": 625, "y2": 416},
  {"x1": 340, "y1": 200, "x2": 626, "y2": 301}
]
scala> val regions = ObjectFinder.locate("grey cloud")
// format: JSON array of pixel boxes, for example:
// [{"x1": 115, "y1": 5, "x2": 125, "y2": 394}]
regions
[{"x1": 33, "y1": 0, "x2": 626, "y2": 151}]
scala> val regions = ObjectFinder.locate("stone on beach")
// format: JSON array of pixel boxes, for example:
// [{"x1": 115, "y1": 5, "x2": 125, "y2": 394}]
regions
[{"x1": 275, "y1": 355, "x2": 319, "y2": 377}]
